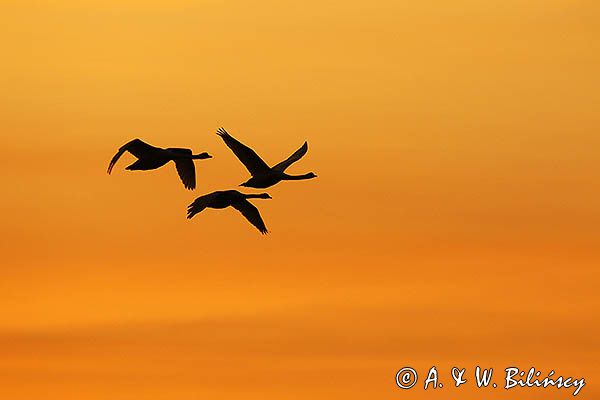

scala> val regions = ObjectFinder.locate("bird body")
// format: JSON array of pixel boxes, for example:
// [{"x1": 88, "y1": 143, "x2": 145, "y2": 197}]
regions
[
  {"x1": 187, "y1": 190, "x2": 271, "y2": 234},
  {"x1": 216, "y1": 128, "x2": 317, "y2": 189},
  {"x1": 107, "y1": 139, "x2": 212, "y2": 190},
  {"x1": 124, "y1": 151, "x2": 170, "y2": 171}
]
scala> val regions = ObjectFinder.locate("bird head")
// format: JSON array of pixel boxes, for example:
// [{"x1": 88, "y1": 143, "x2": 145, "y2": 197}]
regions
[{"x1": 193, "y1": 152, "x2": 213, "y2": 159}]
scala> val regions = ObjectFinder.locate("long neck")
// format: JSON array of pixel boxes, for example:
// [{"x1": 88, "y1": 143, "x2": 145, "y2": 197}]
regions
[
  {"x1": 283, "y1": 173, "x2": 314, "y2": 180},
  {"x1": 245, "y1": 194, "x2": 269, "y2": 199}
]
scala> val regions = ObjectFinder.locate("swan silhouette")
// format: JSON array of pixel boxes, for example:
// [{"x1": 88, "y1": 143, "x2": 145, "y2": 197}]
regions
[
  {"x1": 216, "y1": 127, "x2": 317, "y2": 188},
  {"x1": 187, "y1": 190, "x2": 272, "y2": 234},
  {"x1": 107, "y1": 138, "x2": 212, "y2": 190}
]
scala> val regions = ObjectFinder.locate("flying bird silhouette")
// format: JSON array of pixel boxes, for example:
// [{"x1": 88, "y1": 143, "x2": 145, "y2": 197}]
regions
[
  {"x1": 216, "y1": 127, "x2": 317, "y2": 188},
  {"x1": 107, "y1": 138, "x2": 212, "y2": 190},
  {"x1": 187, "y1": 190, "x2": 271, "y2": 234}
]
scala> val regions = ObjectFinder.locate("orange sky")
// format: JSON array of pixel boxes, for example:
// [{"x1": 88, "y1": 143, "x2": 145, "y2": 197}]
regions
[{"x1": 1, "y1": 1, "x2": 599, "y2": 399}]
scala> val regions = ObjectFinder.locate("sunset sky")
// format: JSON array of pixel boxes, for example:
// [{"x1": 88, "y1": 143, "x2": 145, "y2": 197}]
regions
[{"x1": 1, "y1": 0, "x2": 599, "y2": 398}]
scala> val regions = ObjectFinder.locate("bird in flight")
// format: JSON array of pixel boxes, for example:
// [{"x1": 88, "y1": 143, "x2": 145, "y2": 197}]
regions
[
  {"x1": 107, "y1": 138, "x2": 212, "y2": 190},
  {"x1": 216, "y1": 127, "x2": 317, "y2": 188},
  {"x1": 187, "y1": 190, "x2": 272, "y2": 234}
]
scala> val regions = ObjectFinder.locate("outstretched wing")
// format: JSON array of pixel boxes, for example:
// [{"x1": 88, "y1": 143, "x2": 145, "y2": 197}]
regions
[
  {"x1": 216, "y1": 127, "x2": 270, "y2": 176},
  {"x1": 187, "y1": 191, "x2": 222, "y2": 219},
  {"x1": 107, "y1": 139, "x2": 158, "y2": 174},
  {"x1": 232, "y1": 199, "x2": 269, "y2": 234},
  {"x1": 168, "y1": 148, "x2": 196, "y2": 190},
  {"x1": 273, "y1": 141, "x2": 308, "y2": 172}
]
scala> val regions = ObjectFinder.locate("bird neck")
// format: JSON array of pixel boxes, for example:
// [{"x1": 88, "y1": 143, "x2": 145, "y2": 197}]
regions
[
  {"x1": 283, "y1": 173, "x2": 315, "y2": 180},
  {"x1": 245, "y1": 194, "x2": 269, "y2": 199}
]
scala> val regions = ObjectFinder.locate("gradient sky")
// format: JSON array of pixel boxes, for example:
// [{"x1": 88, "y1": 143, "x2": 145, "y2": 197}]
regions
[{"x1": 1, "y1": 1, "x2": 599, "y2": 399}]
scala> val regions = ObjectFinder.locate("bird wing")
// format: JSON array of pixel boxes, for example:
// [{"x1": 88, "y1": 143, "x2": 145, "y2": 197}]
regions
[
  {"x1": 168, "y1": 148, "x2": 196, "y2": 190},
  {"x1": 187, "y1": 192, "x2": 221, "y2": 219},
  {"x1": 232, "y1": 199, "x2": 269, "y2": 234},
  {"x1": 273, "y1": 141, "x2": 308, "y2": 172},
  {"x1": 107, "y1": 139, "x2": 158, "y2": 174},
  {"x1": 216, "y1": 127, "x2": 270, "y2": 176},
  {"x1": 174, "y1": 159, "x2": 196, "y2": 190}
]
